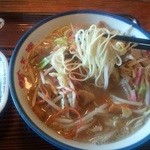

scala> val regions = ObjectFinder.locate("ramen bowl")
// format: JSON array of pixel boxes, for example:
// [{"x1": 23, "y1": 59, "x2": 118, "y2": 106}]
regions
[{"x1": 9, "y1": 10, "x2": 150, "y2": 150}]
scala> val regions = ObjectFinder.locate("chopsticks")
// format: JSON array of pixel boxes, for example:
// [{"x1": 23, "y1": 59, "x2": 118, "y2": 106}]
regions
[{"x1": 103, "y1": 34, "x2": 150, "y2": 51}]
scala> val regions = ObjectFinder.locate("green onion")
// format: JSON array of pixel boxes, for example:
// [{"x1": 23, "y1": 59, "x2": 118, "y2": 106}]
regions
[
  {"x1": 138, "y1": 83, "x2": 146, "y2": 97},
  {"x1": 54, "y1": 37, "x2": 67, "y2": 46},
  {"x1": 37, "y1": 57, "x2": 50, "y2": 69}
]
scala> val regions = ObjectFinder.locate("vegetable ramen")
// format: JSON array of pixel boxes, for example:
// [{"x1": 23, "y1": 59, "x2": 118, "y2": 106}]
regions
[{"x1": 24, "y1": 22, "x2": 150, "y2": 144}]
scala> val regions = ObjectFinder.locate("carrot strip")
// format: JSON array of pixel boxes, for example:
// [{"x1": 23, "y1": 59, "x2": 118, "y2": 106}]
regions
[
  {"x1": 64, "y1": 108, "x2": 82, "y2": 139},
  {"x1": 35, "y1": 99, "x2": 45, "y2": 105},
  {"x1": 46, "y1": 107, "x2": 83, "y2": 139}
]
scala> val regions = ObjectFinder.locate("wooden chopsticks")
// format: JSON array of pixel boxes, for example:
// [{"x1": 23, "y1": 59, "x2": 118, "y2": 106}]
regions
[{"x1": 103, "y1": 34, "x2": 150, "y2": 50}]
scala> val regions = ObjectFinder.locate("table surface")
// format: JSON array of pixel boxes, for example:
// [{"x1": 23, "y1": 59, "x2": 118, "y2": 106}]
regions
[{"x1": 0, "y1": 1, "x2": 150, "y2": 149}]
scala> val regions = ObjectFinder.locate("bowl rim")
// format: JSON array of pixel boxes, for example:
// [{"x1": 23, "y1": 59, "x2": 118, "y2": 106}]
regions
[{"x1": 9, "y1": 9, "x2": 150, "y2": 150}]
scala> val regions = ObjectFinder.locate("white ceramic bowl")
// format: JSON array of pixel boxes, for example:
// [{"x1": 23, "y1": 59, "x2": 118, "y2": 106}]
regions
[
  {"x1": 0, "y1": 51, "x2": 8, "y2": 113},
  {"x1": 9, "y1": 10, "x2": 150, "y2": 150}
]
